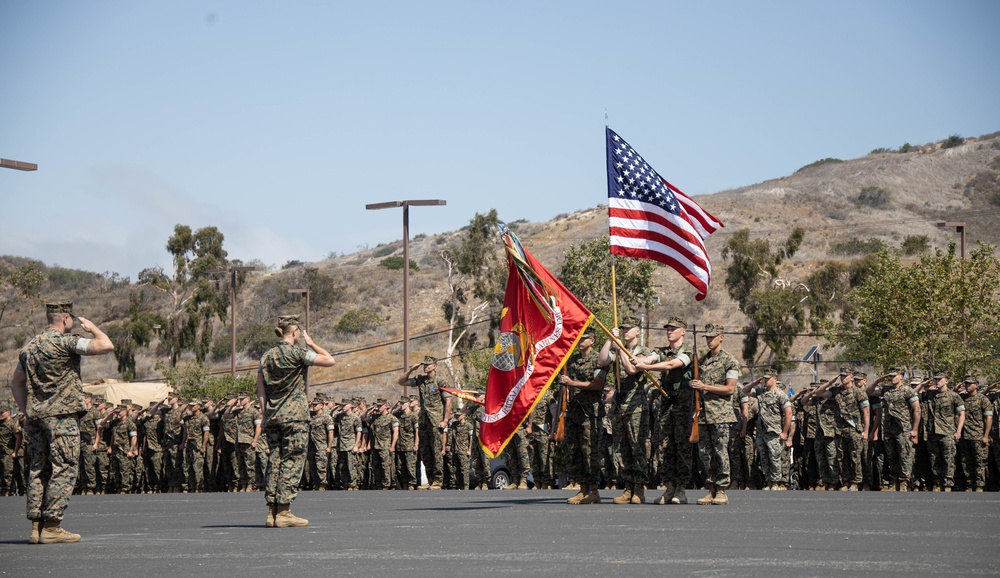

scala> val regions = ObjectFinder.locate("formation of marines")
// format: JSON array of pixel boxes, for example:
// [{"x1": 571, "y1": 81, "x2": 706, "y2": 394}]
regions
[{"x1": 6, "y1": 302, "x2": 1000, "y2": 544}]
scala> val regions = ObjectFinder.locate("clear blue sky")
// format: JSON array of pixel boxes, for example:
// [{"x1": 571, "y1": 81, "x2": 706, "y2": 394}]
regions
[{"x1": 2, "y1": 0, "x2": 998, "y2": 278}]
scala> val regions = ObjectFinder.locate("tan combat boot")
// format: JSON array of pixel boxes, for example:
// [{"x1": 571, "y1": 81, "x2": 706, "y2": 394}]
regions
[
  {"x1": 274, "y1": 504, "x2": 309, "y2": 528},
  {"x1": 518, "y1": 479, "x2": 528, "y2": 490},
  {"x1": 28, "y1": 519, "x2": 43, "y2": 544},
  {"x1": 39, "y1": 521, "x2": 81, "y2": 544},
  {"x1": 943, "y1": 486, "x2": 951, "y2": 492},
  {"x1": 580, "y1": 486, "x2": 601, "y2": 504},
  {"x1": 429, "y1": 480, "x2": 443, "y2": 490},
  {"x1": 711, "y1": 489, "x2": 729, "y2": 505},
  {"x1": 265, "y1": 504, "x2": 276, "y2": 528},
  {"x1": 696, "y1": 487, "x2": 716, "y2": 505},
  {"x1": 654, "y1": 482, "x2": 675, "y2": 505},
  {"x1": 567, "y1": 483, "x2": 588, "y2": 504},
  {"x1": 630, "y1": 485, "x2": 645, "y2": 504},
  {"x1": 503, "y1": 480, "x2": 518, "y2": 490},
  {"x1": 672, "y1": 488, "x2": 688, "y2": 504},
  {"x1": 612, "y1": 485, "x2": 633, "y2": 504}
]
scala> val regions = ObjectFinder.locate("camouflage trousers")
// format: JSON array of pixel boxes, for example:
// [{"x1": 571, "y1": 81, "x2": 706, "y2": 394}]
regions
[
  {"x1": 503, "y1": 428, "x2": 530, "y2": 483},
  {"x1": 24, "y1": 415, "x2": 80, "y2": 522},
  {"x1": 445, "y1": 450, "x2": 469, "y2": 490},
  {"x1": 0, "y1": 450, "x2": 13, "y2": 494},
  {"x1": 94, "y1": 446, "x2": 110, "y2": 492},
  {"x1": 77, "y1": 440, "x2": 96, "y2": 492},
  {"x1": 396, "y1": 450, "x2": 418, "y2": 489},
  {"x1": 697, "y1": 423, "x2": 731, "y2": 489},
  {"x1": 372, "y1": 448, "x2": 394, "y2": 489},
  {"x1": 959, "y1": 439, "x2": 989, "y2": 489},
  {"x1": 185, "y1": 445, "x2": 205, "y2": 491},
  {"x1": 419, "y1": 419, "x2": 445, "y2": 485},
  {"x1": 815, "y1": 435, "x2": 839, "y2": 486},
  {"x1": 732, "y1": 428, "x2": 757, "y2": 488},
  {"x1": 600, "y1": 431, "x2": 617, "y2": 487},
  {"x1": 755, "y1": 431, "x2": 783, "y2": 484},
  {"x1": 235, "y1": 442, "x2": 257, "y2": 488},
  {"x1": 865, "y1": 439, "x2": 885, "y2": 489},
  {"x1": 306, "y1": 444, "x2": 332, "y2": 489},
  {"x1": 656, "y1": 408, "x2": 694, "y2": 490},
  {"x1": 836, "y1": 429, "x2": 863, "y2": 486},
  {"x1": 112, "y1": 448, "x2": 136, "y2": 493},
  {"x1": 162, "y1": 440, "x2": 185, "y2": 489},
  {"x1": 565, "y1": 409, "x2": 604, "y2": 486},
  {"x1": 794, "y1": 438, "x2": 819, "y2": 489},
  {"x1": 526, "y1": 431, "x2": 551, "y2": 488},
  {"x1": 144, "y1": 449, "x2": 163, "y2": 491},
  {"x1": 927, "y1": 434, "x2": 957, "y2": 488},
  {"x1": 613, "y1": 405, "x2": 649, "y2": 486},
  {"x1": 884, "y1": 431, "x2": 914, "y2": 485},
  {"x1": 337, "y1": 450, "x2": 358, "y2": 489},
  {"x1": 264, "y1": 421, "x2": 308, "y2": 505}
]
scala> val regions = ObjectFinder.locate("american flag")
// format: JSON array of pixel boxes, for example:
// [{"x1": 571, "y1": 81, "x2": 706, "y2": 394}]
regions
[{"x1": 606, "y1": 127, "x2": 723, "y2": 301}]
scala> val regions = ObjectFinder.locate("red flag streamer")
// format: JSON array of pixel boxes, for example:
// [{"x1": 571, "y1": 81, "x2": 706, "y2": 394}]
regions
[{"x1": 478, "y1": 228, "x2": 593, "y2": 458}]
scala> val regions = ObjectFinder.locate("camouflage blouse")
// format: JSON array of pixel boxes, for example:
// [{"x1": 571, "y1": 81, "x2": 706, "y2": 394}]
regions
[
  {"x1": 881, "y1": 385, "x2": 919, "y2": 435},
  {"x1": 19, "y1": 328, "x2": 87, "y2": 419},
  {"x1": 755, "y1": 387, "x2": 791, "y2": 435},
  {"x1": 697, "y1": 348, "x2": 741, "y2": 424},
  {"x1": 259, "y1": 341, "x2": 316, "y2": 424}
]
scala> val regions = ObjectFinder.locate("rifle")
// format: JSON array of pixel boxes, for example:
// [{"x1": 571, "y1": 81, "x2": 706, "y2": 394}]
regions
[
  {"x1": 554, "y1": 367, "x2": 567, "y2": 442},
  {"x1": 688, "y1": 336, "x2": 701, "y2": 443}
]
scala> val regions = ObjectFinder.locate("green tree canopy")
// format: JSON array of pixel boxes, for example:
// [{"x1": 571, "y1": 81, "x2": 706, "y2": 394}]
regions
[{"x1": 830, "y1": 243, "x2": 1000, "y2": 380}]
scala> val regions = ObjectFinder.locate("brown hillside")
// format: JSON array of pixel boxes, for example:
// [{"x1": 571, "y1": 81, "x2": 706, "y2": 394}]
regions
[{"x1": 3, "y1": 133, "x2": 998, "y2": 399}]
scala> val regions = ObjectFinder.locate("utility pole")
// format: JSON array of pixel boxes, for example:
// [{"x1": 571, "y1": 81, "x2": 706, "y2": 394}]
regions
[
  {"x1": 365, "y1": 199, "x2": 446, "y2": 396},
  {"x1": 208, "y1": 265, "x2": 259, "y2": 377}
]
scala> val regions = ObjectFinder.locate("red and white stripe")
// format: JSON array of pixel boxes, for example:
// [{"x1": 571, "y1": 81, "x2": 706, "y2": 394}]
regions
[
  {"x1": 609, "y1": 196, "x2": 715, "y2": 301},
  {"x1": 663, "y1": 180, "x2": 724, "y2": 240}
]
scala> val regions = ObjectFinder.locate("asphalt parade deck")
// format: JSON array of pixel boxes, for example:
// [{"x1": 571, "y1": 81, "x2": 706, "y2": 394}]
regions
[{"x1": 1, "y1": 489, "x2": 998, "y2": 577}]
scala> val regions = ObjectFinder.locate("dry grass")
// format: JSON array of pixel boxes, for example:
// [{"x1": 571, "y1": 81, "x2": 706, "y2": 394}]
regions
[{"x1": 3, "y1": 133, "x2": 999, "y2": 395}]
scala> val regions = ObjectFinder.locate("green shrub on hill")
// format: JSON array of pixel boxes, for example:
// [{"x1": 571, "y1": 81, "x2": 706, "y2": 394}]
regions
[
  {"x1": 856, "y1": 186, "x2": 892, "y2": 208},
  {"x1": 335, "y1": 308, "x2": 383, "y2": 334},
  {"x1": 795, "y1": 158, "x2": 843, "y2": 174},
  {"x1": 830, "y1": 238, "x2": 886, "y2": 256},
  {"x1": 379, "y1": 256, "x2": 418, "y2": 271}
]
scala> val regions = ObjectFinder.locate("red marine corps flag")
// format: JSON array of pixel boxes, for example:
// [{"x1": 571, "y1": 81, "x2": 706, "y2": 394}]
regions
[{"x1": 478, "y1": 227, "x2": 594, "y2": 458}]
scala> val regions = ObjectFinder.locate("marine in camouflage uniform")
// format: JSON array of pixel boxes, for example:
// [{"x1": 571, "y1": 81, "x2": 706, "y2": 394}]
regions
[
  {"x1": 235, "y1": 395, "x2": 262, "y2": 491},
  {"x1": 744, "y1": 368, "x2": 792, "y2": 489},
  {"x1": 336, "y1": 401, "x2": 362, "y2": 490},
  {"x1": 444, "y1": 409, "x2": 473, "y2": 490},
  {"x1": 395, "y1": 397, "x2": 421, "y2": 490},
  {"x1": 0, "y1": 406, "x2": 18, "y2": 495},
  {"x1": 599, "y1": 316, "x2": 654, "y2": 504},
  {"x1": 140, "y1": 401, "x2": 164, "y2": 493},
  {"x1": 636, "y1": 318, "x2": 698, "y2": 504},
  {"x1": 258, "y1": 315, "x2": 335, "y2": 526},
  {"x1": 76, "y1": 396, "x2": 97, "y2": 495},
  {"x1": 924, "y1": 372, "x2": 965, "y2": 491},
  {"x1": 958, "y1": 376, "x2": 991, "y2": 491},
  {"x1": 109, "y1": 405, "x2": 138, "y2": 493},
  {"x1": 806, "y1": 374, "x2": 841, "y2": 489},
  {"x1": 559, "y1": 329, "x2": 607, "y2": 503},
  {"x1": 791, "y1": 384, "x2": 821, "y2": 489},
  {"x1": 182, "y1": 400, "x2": 210, "y2": 492},
  {"x1": 370, "y1": 399, "x2": 399, "y2": 490},
  {"x1": 307, "y1": 398, "x2": 335, "y2": 490},
  {"x1": 734, "y1": 392, "x2": 758, "y2": 490},
  {"x1": 218, "y1": 397, "x2": 240, "y2": 491},
  {"x1": 10, "y1": 302, "x2": 113, "y2": 543},
  {"x1": 832, "y1": 371, "x2": 870, "y2": 491},
  {"x1": 399, "y1": 356, "x2": 453, "y2": 490},
  {"x1": 691, "y1": 324, "x2": 741, "y2": 506},
  {"x1": 870, "y1": 370, "x2": 921, "y2": 491}
]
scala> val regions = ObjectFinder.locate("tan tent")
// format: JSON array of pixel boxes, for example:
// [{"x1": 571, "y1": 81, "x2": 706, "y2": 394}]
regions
[{"x1": 83, "y1": 379, "x2": 174, "y2": 408}]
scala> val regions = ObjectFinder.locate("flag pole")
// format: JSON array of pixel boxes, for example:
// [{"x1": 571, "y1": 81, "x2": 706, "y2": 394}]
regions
[{"x1": 591, "y1": 315, "x2": 666, "y2": 395}]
